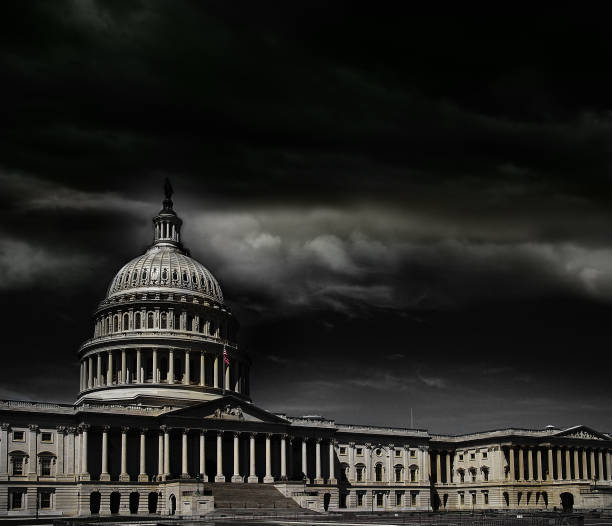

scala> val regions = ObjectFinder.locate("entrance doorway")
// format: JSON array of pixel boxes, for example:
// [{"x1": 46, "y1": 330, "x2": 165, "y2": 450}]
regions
[
  {"x1": 560, "y1": 492, "x2": 574, "y2": 512},
  {"x1": 89, "y1": 491, "x2": 101, "y2": 515},
  {"x1": 110, "y1": 491, "x2": 121, "y2": 514}
]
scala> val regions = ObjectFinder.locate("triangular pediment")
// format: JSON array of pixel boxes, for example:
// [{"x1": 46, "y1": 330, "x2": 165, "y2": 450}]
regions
[
  {"x1": 555, "y1": 425, "x2": 610, "y2": 441},
  {"x1": 162, "y1": 396, "x2": 289, "y2": 424}
]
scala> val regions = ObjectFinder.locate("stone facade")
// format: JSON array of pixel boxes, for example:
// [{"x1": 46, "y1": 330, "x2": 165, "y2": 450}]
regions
[{"x1": 1, "y1": 186, "x2": 611, "y2": 517}]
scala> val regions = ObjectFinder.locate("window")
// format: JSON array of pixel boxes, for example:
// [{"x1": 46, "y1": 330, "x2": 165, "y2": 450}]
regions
[
  {"x1": 375, "y1": 448, "x2": 382, "y2": 456},
  {"x1": 147, "y1": 312, "x2": 154, "y2": 329},
  {"x1": 40, "y1": 491, "x2": 52, "y2": 509},
  {"x1": 470, "y1": 468, "x2": 477, "y2": 482},
  {"x1": 339, "y1": 447, "x2": 347, "y2": 455},
  {"x1": 459, "y1": 470, "x2": 465, "y2": 483},
  {"x1": 160, "y1": 312, "x2": 167, "y2": 329},
  {"x1": 470, "y1": 452, "x2": 476, "y2": 460},
  {"x1": 134, "y1": 312, "x2": 141, "y2": 329},
  {"x1": 395, "y1": 466, "x2": 402, "y2": 482},
  {"x1": 356, "y1": 466, "x2": 364, "y2": 482},
  {"x1": 458, "y1": 453, "x2": 464, "y2": 461},
  {"x1": 174, "y1": 312, "x2": 181, "y2": 330},
  {"x1": 410, "y1": 492, "x2": 417, "y2": 506},
  {"x1": 471, "y1": 492, "x2": 477, "y2": 505},
  {"x1": 482, "y1": 451, "x2": 488, "y2": 459},
  {"x1": 459, "y1": 492, "x2": 465, "y2": 505},
  {"x1": 12, "y1": 456, "x2": 24, "y2": 475},
  {"x1": 483, "y1": 468, "x2": 489, "y2": 481},
  {"x1": 40, "y1": 457, "x2": 52, "y2": 476},
  {"x1": 376, "y1": 493, "x2": 383, "y2": 507},
  {"x1": 357, "y1": 492, "x2": 364, "y2": 506},
  {"x1": 375, "y1": 463, "x2": 383, "y2": 482},
  {"x1": 11, "y1": 490, "x2": 24, "y2": 509},
  {"x1": 483, "y1": 491, "x2": 489, "y2": 505},
  {"x1": 410, "y1": 467, "x2": 417, "y2": 482},
  {"x1": 410, "y1": 449, "x2": 416, "y2": 458},
  {"x1": 395, "y1": 491, "x2": 402, "y2": 506},
  {"x1": 113, "y1": 316, "x2": 118, "y2": 332},
  {"x1": 356, "y1": 447, "x2": 363, "y2": 456},
  {"x1": 395, "y1": 449, "x2": 402, "y2": 457},
  {"x1": 41, "y1": 432, "x2": 52, "y2": 443},
  {"x1": 12, "y1": 431, "x2": 24, "y2": 441},
  {"x1": 187, "y1": 314, "x2": 194, "y2": 331}
]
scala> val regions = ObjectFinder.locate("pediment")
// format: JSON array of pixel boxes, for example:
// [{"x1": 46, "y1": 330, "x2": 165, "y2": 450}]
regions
[
  {"x1": 163, "y1": 396, "x2": 288, "y2": 425},
  {"x1": 555, "y1": 425, "x2": 610, "y2": 441}
]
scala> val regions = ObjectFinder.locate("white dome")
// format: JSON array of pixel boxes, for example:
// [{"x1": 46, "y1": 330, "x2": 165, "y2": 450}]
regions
[{"x1": 106, "y1": 245, "x2": 224, "y2": 303}]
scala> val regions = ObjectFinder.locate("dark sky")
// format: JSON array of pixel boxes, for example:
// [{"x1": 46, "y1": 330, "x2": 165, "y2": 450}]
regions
[{"x1": 1, "y1": 2, "x2": 612, "y2": 434}]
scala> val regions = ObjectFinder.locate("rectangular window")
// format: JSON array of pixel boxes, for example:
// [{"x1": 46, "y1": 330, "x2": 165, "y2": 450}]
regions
[
  {"x1": 482, "y1": 451, "x2": 488, "y2": 459},
  {"x1": 459, "y1": 492, "x2": 465, "y2": 505},
  {"x1": 12, "y1": 431, "x2": 24, "y2": 441},
  {"x1": 11, "y1": 491, "x2": 23, "y2": 509},
  {"x1": 483, "y1": 492, "x2": 489, "y2": 505},
  {"x1": 40, "y1": 457, "x2": 51, "y2": 476},
  {"x1": 472, "y1": 492, "x2": 477, "y2": 505},
  {"x1": 459, "y1": 453, "x2": 464, "y2": 461},
  {"x1": 411, "y1": 492, "x2": 417, "y2": 506},
  {"x1": 395, "y1": 449, "x2": 402, "y2": 457},
  {"x1": 470, "y1": 452, "x2": 476, "y2": 460},
  {"x1": 410, "y1": 468, "x2": 417, "y2": 482},
  {"x1": 395, "y1": 491, "x2": 402, "y2": 506},
  {"x1": 376, "y1": 493, "x2": 384, "y2": 507},
  {"x1": 356, "y1": 467, "x2": 363, "y2": 482},
  {"x1": 13, "y1": 457, "x2": 24, "y2": 475},
  {"x1": 339, "y1": 447, "x2": 347, "y2": 455},
  {"x1": 357, "y1": 492, "x2": 364, "y2": 506},
  {"x1": 40, "y1": 491, "x2": 52, "y2": 509},
  {"x1": 356, "y1": 448, "x2": 363, "y2": 455},
  {"x1": 410, "y1": 449, "x2": 416, "y2": 458},
  {"x1": 41, "y1": 432, "x2": 53, "y2": 443}
]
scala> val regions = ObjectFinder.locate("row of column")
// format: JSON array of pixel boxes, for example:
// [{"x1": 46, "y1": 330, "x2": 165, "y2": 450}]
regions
[
  {"x1": 506, "y1": 445, "x2": 612, "y2": 482},
  {"x1": 79, "y1": 348, "x2": 248, "y2": 395},
  {"x1": 80, "y1": 427, "x2": 337, "y2": 485}
]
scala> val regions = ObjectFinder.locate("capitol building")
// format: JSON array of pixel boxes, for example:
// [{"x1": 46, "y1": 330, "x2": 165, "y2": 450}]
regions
[{"x1": 1, "y1": 187, "x2": 611, "y2": 518}]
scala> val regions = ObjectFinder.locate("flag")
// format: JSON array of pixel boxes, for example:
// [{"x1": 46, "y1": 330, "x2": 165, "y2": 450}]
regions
[{"x1": 223, "y1": 347, "x2": 229, "y2": 365}]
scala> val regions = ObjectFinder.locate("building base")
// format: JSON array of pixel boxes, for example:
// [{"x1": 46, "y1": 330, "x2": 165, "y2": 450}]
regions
[
  {"x1": 119, "y1": 473, "x2": 130, "y2": 481},
  {"x1": 100, "y1": 473, "x2": 111, "y2": 481},
  {"x1": 138, "y1": 474, "x2": 149, "y2": 482},
  {"x1": 231, "y1": 475, "x2": 244, "y2": 483},
  {"x1": 215, "y1": 474, "x2": 226, "y2": 482},
  {"x1": 314, "y1": 477, "x2": 324, "y2": 484},
  {"x1": 264, "y1": 476, "x2": 275, "y2": 483},
  {"x1": 248, "y1": 476, "x2": 259, "y2": 483}
]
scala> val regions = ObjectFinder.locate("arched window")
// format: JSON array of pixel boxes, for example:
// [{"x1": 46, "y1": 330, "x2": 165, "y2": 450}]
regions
[
  {"x1": 469, "y1": 467, "x2": 477, "y2": 482},
  {"x1": 182, "y1": 271, "x2": 188, "y2": 283},
  {"x1": 375, "y1": 463, "x2": 383, "y2": 482},
  {"x1": 9, "y1": 452, "x2": 26, "y2": 475},
  {"x1": 174, "y1": 312, "x2": 181, "y2": 330},
  {"x1": 161, "y1": 268, "x2": 168, "y2": 282},
  {"x1": 410, "y1": 465, "x2": 418, "y2": 482},
  {"x1": 458, "y1": 469, "x2": 465, "y2": 483},
  {"x1": 172, "y1": 270, "x2": 178, "y2": 283},
  {"x1": 186, "y1": 314, "x2": 194, "y2": 331},
  {"x1": 394, "y1": 465, "x2": 403, "y2": 482},
  {"x1": 134, "y1": 312, "x2": 141, "y2": 330},
  {"x1": 356, "y1": 464, "x2": 365, "y2": 482},
  {"x1": 113, "y1": 316, "x2": 118, "y2": 332},
  {"x1": 147, "y1": 312, "x2": 154, "y2": 329},
  {"x1": 160, "y1": 312, "x2": 167, "y2": 329},
  {"x1": 105, "y1": 318, "x2": 110, "y2": 335},
  {"x1": 482, "y1": 467, "x2": 489, "y2": 481},
  {"x1": 123, "y1": 313, "x2": 129, "y2": 330},
  {"x1": 38, "y1": 452, "x2": 55, "y2": 476},
  {"x1": 141, "y1": 269, "x2": 147, "y2": 282},
  {"x1": 192, "y1": 273, "x2": 198, "y2": 286}
]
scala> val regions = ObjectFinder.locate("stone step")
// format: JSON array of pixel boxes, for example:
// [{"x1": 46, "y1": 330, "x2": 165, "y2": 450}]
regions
[{"x1": 201, "y1": 482, "x2": 302, "y2": 509}]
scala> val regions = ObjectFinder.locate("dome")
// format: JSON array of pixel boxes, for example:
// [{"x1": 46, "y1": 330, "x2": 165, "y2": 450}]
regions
[{"x1": 106, "y1": 245, "x2": 224, "y2": 303}]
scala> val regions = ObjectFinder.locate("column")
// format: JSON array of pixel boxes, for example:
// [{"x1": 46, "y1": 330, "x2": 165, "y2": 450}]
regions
[
  {"x1": 200, "y1": 352, "x2": 206, "y2": 386},
  {"x1": 248, "y1": 433, "x2": 258, "y2": 483},
  {"x1": 139, "y1": 429, "x2": 148, "y2": 481},
  {"x1": 606, "y1": 450, "x2": 612, "y2": 481},
  {"x1": 422, "y1": 448, "x2": 430, "y2": 484},
  {"x1": 80, "y1": 424, "x2": 90, "y2": 480},
  {"x1": 302, "y1": 438, "x2": 308, "y2": 483},
  {"x1": 598, "y1": 450, "x2": 604, "y2": 481},
  {"x1": 264, "y1": 434, "x2": 274, "y2": 483},
  {"x1": 65, "y1": 427, "x2": 76, "y2": 475},
  {"x1": 168, "y1": 349, "x2": 174, "y2": 383},
  {"x1": 582, "y1": 448, "x2": 588, "y2": 479},
  {"x1": 215, "y1": 431, "x2": 225, "y2": 482},
  {"x1": 235, "y1": 362, "x2": 241, "y2": 393},
  {"x1": 280, "y1": 435, "x2": 287, "y2": 480},
  {"x1": 107, "y1": 351, "x2": 113, "y2": 385},
  {"x1": 574, "y1": 449, "x2": 580, "y2": 482},
  {"x1": 87, "y1": 357, "x2": 93, "y2": 389},
  {"x1": 590, "y1": 449, "x2": 596, "y2": 480},
  {"x1": 329, "y1": 440, "x2": 337, "y2": 484},
  {"x1": 232, "y1": 432, "x2": 242, "y2": 482},
  {"x1": 158, "y1": 431, "x2": 164, "y2": 481},
  {"x1": 436, "y1": 451, "x2": 442, "y2": 484},
  {"x1": 509, "y1": 447, "x2": 516, "y2": 480},
  {"x1": 100, "y1": 426, "x2": 110, "y2": 481},
  {"x1": 225, "y1": 360, "x2": 231, "y2": 390},
  {"x1": 121, "y1": 349, "x2": 127, "y2": 384},
  {"x1": 565, "y1": 448, "x2": 571, "y2": 480},
  {"x1": 164, "y1": 427, "x2": 170, "y2": 479},
  {"x1": 445, "y1": 452, "x2": 451, "y2": 484},
  {"x1": 153, "y1": 349, "x2": 158, "y2": 383},
  {"x1": 527, "y1": 448, "x2": 533, "y2": 481},
  {"x1": 213, "y1": 355, "x2": 219, "y2": 388},
  {"x1": 55, "y1": 426, "x2": 65, "y2": 477},
  {"x1": 556, "y1": 448, "x2": 563, "y2": 480},
  {"x1": 199, "y1": 430, "x2": 208, "y2": 481},
  {"x1": 97, "y1": 353, "x2": 102, "y2": 386},
  {"x1": 315, "y1": 438, "x2": 323, "y2": 484},
  {"x1": 536, "y1": 448, "x2": 543, "y2": 481},
  {"x1": 518, "y1": 447, "x2": 524, "y2": 480},
  {"x1": 120, "y1": 426, "x2": 129, "y2": 481},
  {"x1": 28, "y1": 425, "x2": 39, "y2": 479},
  {"x1": 136, "y1": 349, "x2": 142, "y2": 383},
  {"x1": 0, "y1": 424, "x2": 8, "y2": 480},
  {"x1": 181, "y1": 429, "x2": 189, "y2": 478},
  {"x1": 547, "y1": 447, "x2": 553, "y2": 480},
  {"x1": 184, "y1": 350, "x2": 191, "y2": 385}
]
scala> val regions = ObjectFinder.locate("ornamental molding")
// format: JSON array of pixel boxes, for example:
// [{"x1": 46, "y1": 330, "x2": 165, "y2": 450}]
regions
[
  {"x1": 212, "y1": 405, "x2": 244, "y2": 420},
  {"x1": 563, "y1": 430, "x2": 604, "y2": 440}
]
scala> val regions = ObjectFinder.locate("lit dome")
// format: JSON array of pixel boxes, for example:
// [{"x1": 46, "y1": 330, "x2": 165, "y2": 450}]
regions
[{"x1": 106, "y1": 246, "x2": 224, "y2": 303}]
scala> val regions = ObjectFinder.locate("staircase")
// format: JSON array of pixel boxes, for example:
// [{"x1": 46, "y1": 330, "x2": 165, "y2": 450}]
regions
[{"x1": 205, "y1": 482, "x2": 302, "y2": 510}]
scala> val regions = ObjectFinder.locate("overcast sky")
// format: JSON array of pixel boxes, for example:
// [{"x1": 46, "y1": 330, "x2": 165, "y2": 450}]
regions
[{"x1": 1, "y1": 2, "x2": 612, "y2": 434}]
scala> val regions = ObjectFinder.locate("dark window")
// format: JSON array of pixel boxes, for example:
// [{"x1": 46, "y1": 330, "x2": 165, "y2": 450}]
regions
[
  {"x1": 41, "y1": 432, "x2": 52, "y2": 442},
  {"x1": 40, "y1": 457, "x2": 52, "y2": 476},
  {"x1": 12, "y1": 431, "x2": 24, "y2": 441},
  {"x1": 147, "y1": 312, "x2": 154, "y2": 329},
  {"x1": 11, "y1": 491, "x2": 23, "y2": 509},
  {"x1": 40, "y1": 491, "x2": 52, "y2": 509},
  {"x1": 160, "y1": 312, "x2": 167, "y2": 329},
  {"x1": 134, "y1": 313, "x2": 141, "y2": 329}
]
